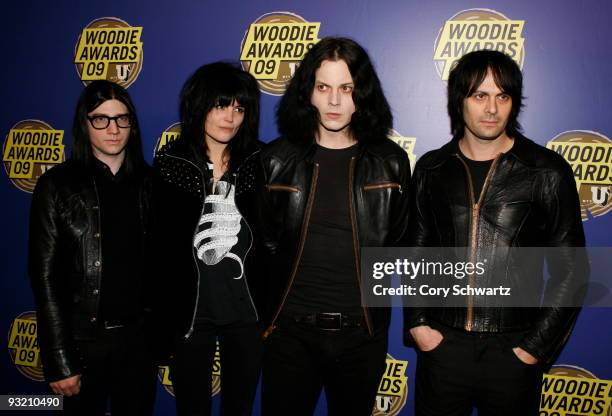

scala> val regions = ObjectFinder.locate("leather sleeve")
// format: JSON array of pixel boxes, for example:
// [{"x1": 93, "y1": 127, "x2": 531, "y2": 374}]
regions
[
  {"x1": 236, "y1": 151, "x2": 267, "y2": 322},
  {"x1": 140, "y1": 171, "x2": 154, "y2": 314},
  {"x1": 255, "y1": 153, "x2": 281, "y2": 257},
  {"x1": 518, "y1": 161, "x2": 588, "y2": 364},
  {"x1": 386, "y1": 151, "x2": 412, "y2": 246},
  {"x1": 28, "y1": 174, "x2": 81, "y2": 382},
  {"x1": 250, "y1": 152, "x2": 284, "y2": 325},
  {"x1": 148, "y1": 155, "x2": 182, "y2": 362},
  {"x1": 403, "y1": 162, "x2": 433, "y2": 347}
]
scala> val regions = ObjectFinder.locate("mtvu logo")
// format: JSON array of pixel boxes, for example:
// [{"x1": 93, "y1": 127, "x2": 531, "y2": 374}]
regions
[
  {"x1": 376, "y1": 396, "x2": 393, "y2": 411},
  {"x1": 591, "y1": 186, "x2": 610, "y2": 206},
  {"x1": 116, "y1": 64, "x2": 132, "y2": 81}
]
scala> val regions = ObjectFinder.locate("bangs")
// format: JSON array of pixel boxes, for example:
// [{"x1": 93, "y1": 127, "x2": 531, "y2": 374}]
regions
[
  {"x1": 466, "y1": 64, "x2": 513, "y2": 96},
  {"x1": 215, "y1": 94, "x2": 242, "y2": 108},
  {"x1": 489, "y1": 64, "x2": 519, "y2": 96},
  {"x1": 466, "y1": 66, "x2": 489, "y2": 96},
  {"x1": 208, "y1": 73, "x2": 251, "y2": 110}
]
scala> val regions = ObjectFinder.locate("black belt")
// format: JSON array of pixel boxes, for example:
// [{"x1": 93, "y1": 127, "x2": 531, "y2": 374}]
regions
[{"x1": 291, "y1": 313, "x2": 364, "y2": 331}]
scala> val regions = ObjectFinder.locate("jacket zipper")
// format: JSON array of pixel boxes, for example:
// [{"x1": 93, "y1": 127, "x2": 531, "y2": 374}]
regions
[
  {"x1": 454, "y1": 153, "x2": 502, "y2": 331},
  {"x1": 263, "y1": 163, "x2": 319, "y2": 339},
  {"x1": 349, "y1": 157, "x2": 374, "y2": 335}
]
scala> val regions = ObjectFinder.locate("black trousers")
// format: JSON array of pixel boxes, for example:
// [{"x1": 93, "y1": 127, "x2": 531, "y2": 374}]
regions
[
  {"x1": 415, "y1": 323, "x2": 543, "y2": 416},
  {"x1": 262, "y1": 320, "x2": 388, "y2": 416},
  {"x1": 61, "y1": 324, "x2": 157, "y2": 416},
  {"x1": 170, "y1": 321, "x2": 263, "y2": 416}
]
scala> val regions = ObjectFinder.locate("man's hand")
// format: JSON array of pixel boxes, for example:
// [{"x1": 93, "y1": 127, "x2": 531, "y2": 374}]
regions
[
  {"x1": 410, "y1": 325, "x2": 444, "y2": 352},
  {"x1": 512, "y1": 347, "x2": 538, "y2": 365},
  {"x1": 49, "y1": 374, "x2": 81, "y2": 396}
]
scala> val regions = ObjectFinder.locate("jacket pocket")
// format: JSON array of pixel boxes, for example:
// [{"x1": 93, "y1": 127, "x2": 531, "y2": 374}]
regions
[
  {"x1": 266, "y1": 184, "x2": 300, "y2": 193},
  {"x1": 363, "y1": 181, "x2": 401, "y2": 192}
]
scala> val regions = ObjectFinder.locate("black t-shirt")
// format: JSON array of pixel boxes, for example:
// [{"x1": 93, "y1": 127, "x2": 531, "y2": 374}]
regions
[
  {"x1": 459, "y1": 152, "x2": 494, "y2": 201},
  {"x1": 285, "y1": 144, "x2": 363, "y2": 316},
  {"x1": 194, "y1": 172, "x2": 252, "y2": 325},
  {"x1": 94, "y1": 160, "x2": 144, "y2": 322}
]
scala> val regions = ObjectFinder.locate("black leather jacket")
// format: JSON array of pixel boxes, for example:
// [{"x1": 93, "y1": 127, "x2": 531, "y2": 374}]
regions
[
  {"x1": 151, "y1": 139, "x2": 263, "y2": 345},
  {"x1": 258, "y1": 137, "x2": 411, "y2": 337},
  {"x1": 28, "y1": 159, "x2": 151, "y2": 382},
  {"x1": 403, "y1": 134, "x2": 588, "y2": 364}
]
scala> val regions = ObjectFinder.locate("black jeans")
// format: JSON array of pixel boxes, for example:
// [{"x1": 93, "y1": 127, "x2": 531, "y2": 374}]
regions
[
  {"x1": 170, "y1": 321, "x2": 263, "y2": 416},
  {"x1": 61, "y1": 324, "x2": 157, "y2": 416},
  {"x1": 262, "y1": 319, "x2": 388, "y2": 416},
  {"x1": 415, "y1": 323, "x2": 542, "y2": 416}
]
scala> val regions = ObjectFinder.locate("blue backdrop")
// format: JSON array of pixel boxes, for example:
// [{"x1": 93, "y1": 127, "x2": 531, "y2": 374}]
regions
[{"x1": 2, "y1": 1, "x2": 611, "y2": 415}]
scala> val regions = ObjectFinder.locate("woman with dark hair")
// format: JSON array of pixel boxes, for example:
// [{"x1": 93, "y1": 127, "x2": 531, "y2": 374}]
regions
[
  {"x1": 151, "y1": 62, "x2": 263, "y2": 416},
  {"x1": 29, "y1": 80, "x2": 156, "y2": 415}
]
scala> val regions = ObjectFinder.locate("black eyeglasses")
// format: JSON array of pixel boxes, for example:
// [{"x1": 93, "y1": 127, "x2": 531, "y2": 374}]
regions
[{"x1": 87, "y1": 114, "x2": 132, "y2": 130}]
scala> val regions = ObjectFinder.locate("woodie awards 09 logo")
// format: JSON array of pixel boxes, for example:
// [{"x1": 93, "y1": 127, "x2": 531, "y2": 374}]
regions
[
  {"x1": 240, "y1": 11, "x2": 321, "y2": 95},
  {"x1": 154, "y1": 122, "x2": 181, "y2": 156},
  {"x1": 540, "y1": 365, "x2": 612, "y2": 416},
  {"x1": 389, "y1": 130, "x2": 417, "y2": 174},
  {"x1": 74, "y1": 17, "x2": 143, "y2": 88},
  {"x1": 158, "y1": 342, "x2": 221, "y2": 397},
  {"x1": 8, "y1": 311, "x2": 44, "y2": 382},
  {"x1": 433, "y1": 8, "x2": 525, "y2": 80},
  {"x1": 372, "y1": 354, "x2": 408, "y2": 415},
  {"x1": 546, "y1": 130, "x2": 612, "y2": 221},
  {"x1": 2, "y1": 119, "x2": 65, "y2": 193}
]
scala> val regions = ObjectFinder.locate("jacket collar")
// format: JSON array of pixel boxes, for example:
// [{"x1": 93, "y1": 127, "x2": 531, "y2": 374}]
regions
[
  {"x1": 162, "y1": 138, "x2": 262, "y2": 170},
  {"x1": 421, "y1": 133, "x2": 537, "y2": 169},
  {"x1": 293, "y1": 137, "x2": 369, "y2": 162},
  {"x1": 506, "y1": 133, "x2": 537, "y2": 167}
]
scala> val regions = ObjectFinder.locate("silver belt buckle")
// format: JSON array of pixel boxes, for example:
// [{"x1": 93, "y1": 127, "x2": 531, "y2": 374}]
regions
[{"x1": 317, "y1": 312, "x2": 343, "y2": 331}]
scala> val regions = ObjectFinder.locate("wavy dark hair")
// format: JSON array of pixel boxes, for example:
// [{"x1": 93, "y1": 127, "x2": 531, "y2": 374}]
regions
[
  {"x1": 447, "y1": 50, "x2": 524, "y2": 140},
  {"x1": 277, "y1": 37, "x2": 392, "y2": 144},
  {"x1": 179, "y1": 61, "x2": 260, "y2": 171},
  {"x1": 72, "y1": 80, "x2": 146, "y2": 175}
]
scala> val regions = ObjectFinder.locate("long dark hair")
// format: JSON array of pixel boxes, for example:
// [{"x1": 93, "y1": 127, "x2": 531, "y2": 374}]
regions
[
  {"x1": 179, "y1": 62, "x2": 260, "y2": 171},
  {"x1": 72, "y1": 80, "x2": 146, "y2": 175},
  {"x1": 447, "y1": 50, "x2": 524, "y2": 140},
  {"x1": 277, "y1": 37, "x2": 392, "y2": 144}
]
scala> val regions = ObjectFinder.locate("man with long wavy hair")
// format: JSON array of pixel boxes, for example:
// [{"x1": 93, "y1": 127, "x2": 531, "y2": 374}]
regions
[{"x1": 257, "y1": 37, "x2": 411, "y2": 415}]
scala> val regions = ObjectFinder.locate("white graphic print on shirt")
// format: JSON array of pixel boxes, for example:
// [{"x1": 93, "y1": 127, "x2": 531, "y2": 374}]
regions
[{"x1": 193, "y1": 180, "x2": 244, "y2": 279}]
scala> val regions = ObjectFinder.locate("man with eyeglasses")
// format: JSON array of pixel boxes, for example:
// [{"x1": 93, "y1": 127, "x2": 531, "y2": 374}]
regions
[{"x1": 28, "y1": 80, "x2": 156, "y2": 415}]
